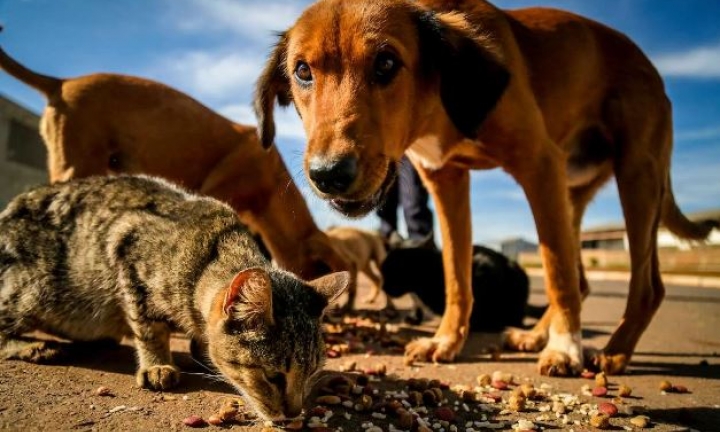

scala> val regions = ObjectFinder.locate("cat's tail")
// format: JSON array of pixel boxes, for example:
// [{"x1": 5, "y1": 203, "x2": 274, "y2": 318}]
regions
[{"x1": 0, "y1": 26, "x2": 63, "y2": 97}]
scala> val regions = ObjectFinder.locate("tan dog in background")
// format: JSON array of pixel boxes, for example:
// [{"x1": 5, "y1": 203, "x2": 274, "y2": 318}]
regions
[
  {"x1": 0, "y1": 45, "x2": 348, "y2": 280},
  {"x1": 324, "y1": 226, "x2": 388, "y2": 311},
  {"x1": 255, "y1": 0, "x2": 718, "y2": 375}
]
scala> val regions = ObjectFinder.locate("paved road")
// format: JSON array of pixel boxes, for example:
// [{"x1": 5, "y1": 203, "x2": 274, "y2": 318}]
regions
[{"x1": 0, "y1": 276, "x2": 718, "y2": 431}]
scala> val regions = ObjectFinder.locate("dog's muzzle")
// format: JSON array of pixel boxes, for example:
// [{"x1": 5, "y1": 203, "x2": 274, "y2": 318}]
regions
[
  {"x1": 327, "y1": 161, "x2": 397, "y2": 218},
  {"x1": 308, "y1": 156, "x2": 358, "y2": 195}
]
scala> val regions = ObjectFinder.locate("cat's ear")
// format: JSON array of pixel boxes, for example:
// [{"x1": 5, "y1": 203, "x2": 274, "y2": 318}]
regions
[
  {"x1": 224, "y1": 268, "x2": 274, "y2": 327},
  {"x1": 308, "y1": 271, "x2": 351, "y2": 314}
]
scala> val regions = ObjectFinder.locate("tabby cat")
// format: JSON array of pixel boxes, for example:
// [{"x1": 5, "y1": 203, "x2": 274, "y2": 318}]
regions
[{"x1": 0, "y1": 175, "x2": 348, "y2": 421}]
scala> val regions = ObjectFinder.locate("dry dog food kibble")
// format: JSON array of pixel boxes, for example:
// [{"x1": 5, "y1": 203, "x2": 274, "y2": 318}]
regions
[
  {"x1": 182, "y1": 415, "x2": 206, "y2": 428},
  {"x1": 580, "y1": 370, "x2": 596, "y2": 379},
  {"x1": 169, "y1": 313, "x2": 678, "y2": 431},
  {"x1": 285, "y1": 420, "x2": 304, "y2": 430},
  {"x1": 508, "y1": 392, "x2": 526, "y2": 412},
  {"x1": 206, "y1": 415, "x2": 223, "y2": 426},
  {"x1": 590, "y1": 412, "x2": 611, "y2": 429},
  {"x1": 95, "y1": 386, "x2": 113, "y2": 397},
  {"x1": 595, "y1": 372, "x2": 608, "y2": 388},
  {"x1": 315, "y1": 395, "x2": 342, "y2": 405},
  {"x1": 476, "y1": 374, "x2": 492, "y2": 386},
  {"x1": 618, "y1": 384, "x2": 632, "y2": 397},
  {"x1": 592, "y1": 386, "x2": 608, "y2": 397},
  {"x1": 630, "y1": 415, "x2": 651, "y2": 427},
  {"x1": 672, "y1": 384, "x2": 689, "y2": 393},
  {"x1": 598, "y1": 402, "x2": 618, "y2": 417}
]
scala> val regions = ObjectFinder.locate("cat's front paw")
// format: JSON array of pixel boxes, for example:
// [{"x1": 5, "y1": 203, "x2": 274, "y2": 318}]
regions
[{"x1": 136, "y1": 365, "x2": 180, "y2": 390}]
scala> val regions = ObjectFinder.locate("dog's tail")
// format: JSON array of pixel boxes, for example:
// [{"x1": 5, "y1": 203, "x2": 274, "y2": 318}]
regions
[
  {"x1": 660, "y1": 173, "x2": 718, "y2": 240},
  {"x1": 0, "y1": 28, "x2": 62, "y2": 97}
]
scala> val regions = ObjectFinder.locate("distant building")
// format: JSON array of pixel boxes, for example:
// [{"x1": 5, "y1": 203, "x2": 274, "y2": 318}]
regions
[
  {"x1": 577, "y1": 212, "x2": 720, "y2": 274},
  {"x1": 0, "y1": 94, "x2": 47, "y2": 208},
  {"x1": 500, "y1": 237, "x2": 538, "y2": 260},
  {"x1": 581, "y1": 210, "x2": 720, "y2": 251},
  {"x1": 516, "y1": 213, "x2": 720, "y2": 273},
  {"x1": 580, "y1": 223, "x2": 627, "y2": 250}
]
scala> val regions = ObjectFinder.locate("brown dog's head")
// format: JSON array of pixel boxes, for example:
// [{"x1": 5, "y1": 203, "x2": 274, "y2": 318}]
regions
[{"x1": 255, "y1": 0, "x2": 509, "y2": 217}]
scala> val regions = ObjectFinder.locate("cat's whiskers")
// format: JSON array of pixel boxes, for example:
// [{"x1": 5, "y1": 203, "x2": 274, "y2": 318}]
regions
[
  {"x1": 189, "y1": 356, "x2": 217, "y2": 375},
  {"x1": 181, "y1": 371, "x2": 227, "y2": 383}
]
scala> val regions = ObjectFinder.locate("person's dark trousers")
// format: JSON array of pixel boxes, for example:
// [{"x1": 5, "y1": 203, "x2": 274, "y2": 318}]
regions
[
  {"x1": 376, "y1": 156, "x2": 433, "y2": 241},
  {"x1": 399, "y1": 157, "x2": 433, "y2": 240},
  {"x1": 376, "y1": 169, "x2": 400, "y2": 239}
]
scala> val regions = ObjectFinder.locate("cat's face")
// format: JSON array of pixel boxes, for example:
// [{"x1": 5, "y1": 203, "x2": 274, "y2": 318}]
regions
[
  {"x1": 207, "y1": 268, "x2": 348, "y2": 421},
  {"x1": 209, "y1": 326, "x2": 323, "y2": 420}
]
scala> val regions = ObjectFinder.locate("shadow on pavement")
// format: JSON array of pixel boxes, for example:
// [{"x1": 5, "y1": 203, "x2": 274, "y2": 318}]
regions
[
  {"x1": 626, "y1": 359, "x2": 720, "y2": 379},
  {"x1": 646, "y1": 406, "x2": 720, "y2": 432},
  {"x1": 27, "y1": 336, "x2": 238, "y2": 395}
]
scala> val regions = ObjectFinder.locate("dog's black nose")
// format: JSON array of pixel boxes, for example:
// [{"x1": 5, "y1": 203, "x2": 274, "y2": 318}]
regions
[{"x1": 308, "y1": 156, "x2": 358, "y2": 194}]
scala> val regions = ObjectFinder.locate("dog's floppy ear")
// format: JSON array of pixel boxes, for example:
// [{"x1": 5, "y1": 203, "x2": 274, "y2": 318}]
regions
[
  {"x1": 254, "y1": 33, "x2": 293, "y2": 149},
  {"x1": 415, "y1": 10, "x2": 510, "y2": 138}
]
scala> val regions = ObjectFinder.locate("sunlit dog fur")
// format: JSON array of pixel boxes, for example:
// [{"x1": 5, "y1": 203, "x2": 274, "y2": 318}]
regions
[
  {"x1": 0, "y1": 45, "x2": 348, "y2": 280},
  {"x1": 256, "y1": 0, "x2": 719, "y2": 375}
]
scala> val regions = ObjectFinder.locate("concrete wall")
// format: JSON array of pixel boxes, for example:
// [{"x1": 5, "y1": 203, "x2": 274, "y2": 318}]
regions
[
  {"x1": 0, "y1": 96, "x2": 47, "y2": 208},
  {"x1": 519, "y1": 247, "x2": 720, "y2": 275}
]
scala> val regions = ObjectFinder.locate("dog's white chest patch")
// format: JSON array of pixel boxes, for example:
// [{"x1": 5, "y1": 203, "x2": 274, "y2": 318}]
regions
[{"x1": 406, "y1": 136, "x2": 444, "y2": 170}]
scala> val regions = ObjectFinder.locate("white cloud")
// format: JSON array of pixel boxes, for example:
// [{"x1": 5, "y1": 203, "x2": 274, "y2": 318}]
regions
[
  {"x1": 150, "y1": 50, "x2": 263, "y2": 100},
  {"x1": 674, "y1": 126, "x2": 720, "y2": 142},
  {"x1": 218, "y1": 103, "x2": 256, "y2": 125},
  {"x1": 219, "y1": 103, "x2": 307, "y2": 143},
  {"x1": 671, "y1": 145, "x2": 720, "y2": 209},
  {"x1": 653, "y1": 42, "x2": 720, "y2": 79},
  {"x1": 169, "y1": 0, "x2": 305, "y2": 40}
]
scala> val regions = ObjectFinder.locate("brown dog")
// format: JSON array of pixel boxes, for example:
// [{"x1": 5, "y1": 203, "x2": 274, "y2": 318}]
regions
[
  {"x1": 255, "y1": 0, "x2": 718, "y2": 375},
  {"x1": 324, "y1": 226, "x2": 387, "y2": 310},
  {"x1": 0, "y1": 46, "x2": 348, "y2": 280}
]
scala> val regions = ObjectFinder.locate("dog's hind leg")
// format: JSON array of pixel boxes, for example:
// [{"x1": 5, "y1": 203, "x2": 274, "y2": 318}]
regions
[
  {"x1": 592, "y1": 124, "x2": 669, "y2": 374},
  {"x1": 505, "y1": 170, "x2": 611, "y2": 351},
  {"x1": 361, "y1": 258, "x2": 386, "y2": 303},
  {"x1": 339, "y1": 265, "x2": 359, "y2": 314}
]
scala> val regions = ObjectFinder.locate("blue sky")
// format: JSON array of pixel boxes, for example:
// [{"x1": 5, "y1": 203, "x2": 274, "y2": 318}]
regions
[{"x1": 1, "y1": 0, "x2": 719, "y2": 247}]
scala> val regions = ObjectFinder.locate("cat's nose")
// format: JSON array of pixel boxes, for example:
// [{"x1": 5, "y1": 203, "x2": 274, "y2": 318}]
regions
[
  {"x1": 283, "y1": 400, "x2": 303, "y2": 419},
  {"x1": 308, "y1": 155, "x2": 358, "y2": 195}
]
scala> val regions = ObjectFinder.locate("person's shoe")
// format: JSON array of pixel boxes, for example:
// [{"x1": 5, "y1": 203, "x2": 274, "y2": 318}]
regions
[
  {"x1": 386, "y1": 231, "x2": 405, "y2": 249},
  {"x1": 400, "y1": 232, "x2": 436, "y2": 250}
]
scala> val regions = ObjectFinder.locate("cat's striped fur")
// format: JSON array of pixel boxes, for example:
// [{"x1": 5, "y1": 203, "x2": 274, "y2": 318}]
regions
[{"x1": 0, "y1": 175, "x2": 348, "y2": 421}]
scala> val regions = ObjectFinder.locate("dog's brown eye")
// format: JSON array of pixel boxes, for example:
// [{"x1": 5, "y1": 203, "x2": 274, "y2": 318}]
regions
[
  {"x1": 374, "y1": 51, "x2": 400, "y2": 85},
  {"x1": 294, "y1": 61, "x2": 313, "y2": 84}
]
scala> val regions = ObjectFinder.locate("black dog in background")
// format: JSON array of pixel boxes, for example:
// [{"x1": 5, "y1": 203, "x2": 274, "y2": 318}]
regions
[{"x1": 381, "y1": 245, "x2": 541, "y2": 332}]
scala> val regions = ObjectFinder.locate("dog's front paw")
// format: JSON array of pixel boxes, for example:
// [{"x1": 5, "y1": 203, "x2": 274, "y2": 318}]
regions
[
  {"x1": 589, "y1": 349, "x2": 630, "y2": 375},
  {"x1": 503, "y1": 328, "x2": 547, "y2": 352},
  {"x1": 537, "y1": 331, "x2": 583, "y2": 376},
  {"x1": 537, "y1": 348, "x2": 582, "y2": 376},
  {"x1": 405, "y1": 335, "x2": 462, "y2": 363},
  {"x1": 137, "y1": 365, "x2": 180, "y2": 390}
]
